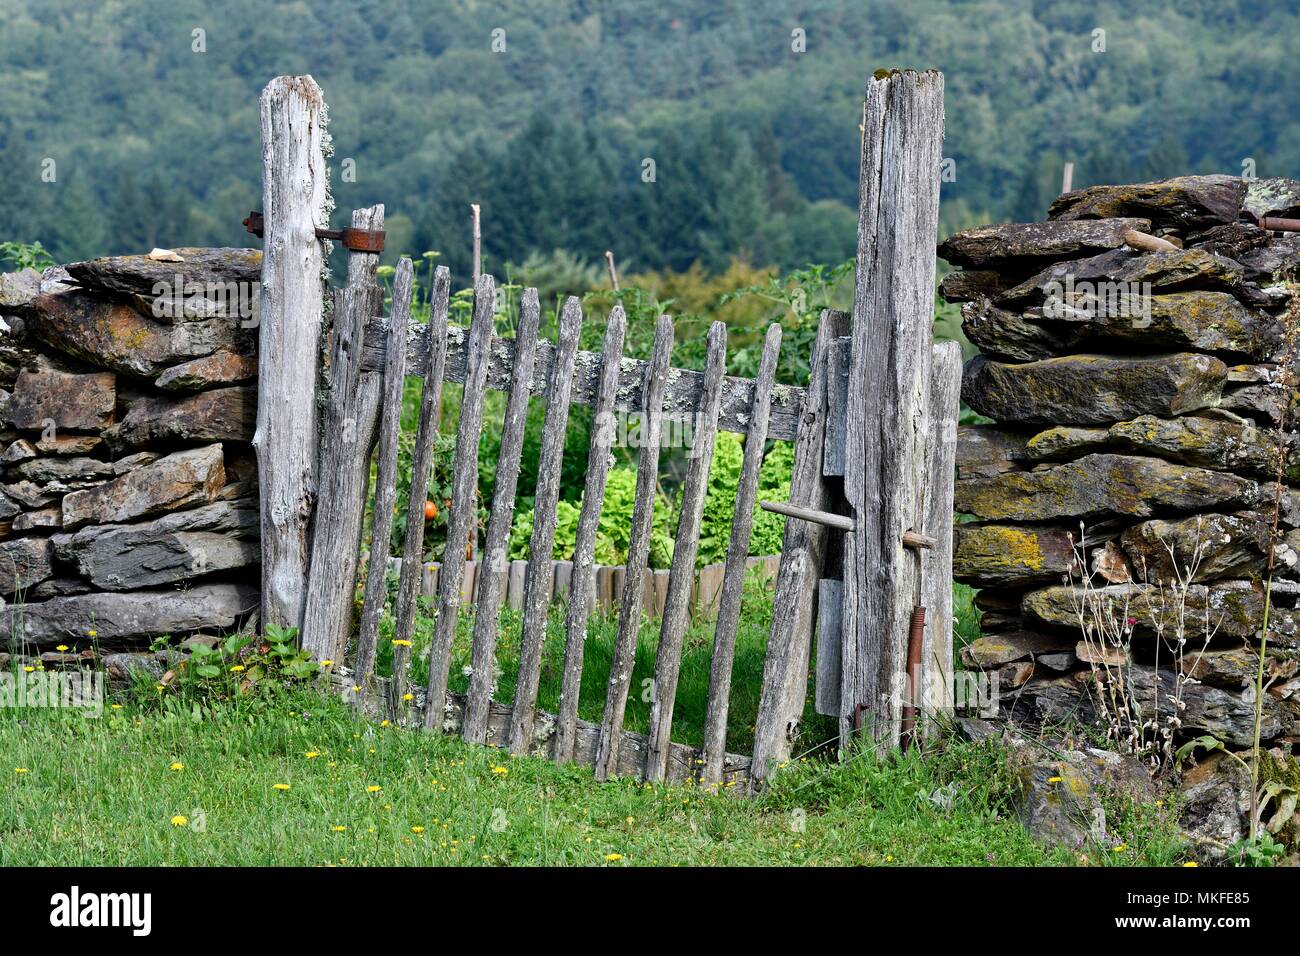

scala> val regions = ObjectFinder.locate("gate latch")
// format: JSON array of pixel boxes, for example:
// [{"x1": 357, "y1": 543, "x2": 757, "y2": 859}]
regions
[{"x1": 243, "y1": 211, "x2": 386, "y2": 253}]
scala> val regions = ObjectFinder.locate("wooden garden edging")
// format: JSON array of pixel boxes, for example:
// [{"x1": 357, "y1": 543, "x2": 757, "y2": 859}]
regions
[{"x1": 255, "y1": 68, "x2": 959, "y2": 793}]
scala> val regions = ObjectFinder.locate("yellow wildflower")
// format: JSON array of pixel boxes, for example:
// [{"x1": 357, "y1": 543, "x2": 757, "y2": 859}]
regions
[
  {"x1": 170, "y1": 815, "x2": 187, "y2": 827},
  {"x1": 273, "y1": 783, "x2": 291, "y2": 791},
  {"x1": 367, "y1": 785, "x2": 382, "y2": 793},
  {"x1": 391, "y1": 639, "x2": 412, "y2": 647},
  {"x1": 411, "y1": 826, "x2": 425, "y2": 834},
  {"x1": 305, "y1": 751, "x2": 320, "y2": 759},
  {"x1": 14, "y1": 768, "x2": 29, "y2": 774},
  {"x1": 403, "y1": 693, "x2": 414, "y2": 702},
  {"x1": 332, "y1": 825, "x2": 348, "y2": 832},
  {"x1": 491, "y1": 766, "x2": 508, "y2": 776},
  {"x1": 230, "y1": 665, "x2": 246, "y2": 673},
  {"x1": 169, "y1": 762, "x2": 184, "y2": 771},
  {"x1": 605, "y1": 853, "x2": 623, "y2": 862},
  {"x1": 55, "y1": 645, "x2": 69, "y2": 652}
]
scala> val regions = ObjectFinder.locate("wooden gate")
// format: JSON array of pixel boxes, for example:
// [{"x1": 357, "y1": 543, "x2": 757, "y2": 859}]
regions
[{"x1": 254, "y1": 69, "x2": 959, "y2": 792}]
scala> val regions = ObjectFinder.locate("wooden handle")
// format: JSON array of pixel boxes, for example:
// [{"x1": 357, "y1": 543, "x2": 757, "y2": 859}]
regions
[{"x1": 1122, "y1": 229, "x2": 1178, "y2": 253}]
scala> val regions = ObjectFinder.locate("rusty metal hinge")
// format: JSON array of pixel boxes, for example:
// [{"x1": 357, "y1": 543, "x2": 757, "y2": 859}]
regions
[{"x1": 243, "y1": 211, "x2": 386, "y2": 252}]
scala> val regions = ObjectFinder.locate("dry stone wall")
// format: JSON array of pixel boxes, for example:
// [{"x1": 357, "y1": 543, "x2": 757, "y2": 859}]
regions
[
  {"x1": 0, "y1": 249, "x2": 261, "y2": 672},
  {"x1": 940, "y1": 175, "x2": 1300, "y2": 750}
]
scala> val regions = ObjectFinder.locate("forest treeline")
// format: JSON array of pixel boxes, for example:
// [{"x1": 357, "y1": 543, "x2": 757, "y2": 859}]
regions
[{"x1": 1, "y1": 0, "x2": 1297, "y2": 276}]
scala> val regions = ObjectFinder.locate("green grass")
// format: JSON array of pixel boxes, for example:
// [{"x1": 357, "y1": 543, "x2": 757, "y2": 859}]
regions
[
  {"x1": 0, "y1": 581, "x2": 1187, "y2": 866},
  {"x1": 0, "y1": 683, "x2": 1186, "y2": 866},
  {"x1": 953, "y1": 582, "x2": 981, "y2": 656},
  {"x1": 373, "y1": 572, "x2": 838, "y2": 755}
]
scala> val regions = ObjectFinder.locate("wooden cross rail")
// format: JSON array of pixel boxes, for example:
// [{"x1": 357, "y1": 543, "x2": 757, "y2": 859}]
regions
[
  {"x1": 757, "y1": 501, "x2": 936, "y2": 548},
  {"x1": 359, "y1": 319, "x2": 808, "y2": 442}
]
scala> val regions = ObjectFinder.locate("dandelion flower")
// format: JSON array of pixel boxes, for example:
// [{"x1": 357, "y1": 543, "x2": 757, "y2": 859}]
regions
[
  {"x1": 605, "y1": 853, "x2": 623, "y2": 862},
  {"x1": 367, "y1": 785, "x2": 382, "y2": 793},
  {"x1": 403, "y1": 693, "x2": 414, "y2": 702},
  {"x1": 110, "y1": 704, "x2": 123, "y2": 711},
  {"x1": 305, "y1": 751, "x2": 321, "y2": 759},
  {"x1": 1047, "y1": 776, "x2": 1063, "y2": 783},
  {"x1": 55, "y1": 644, "x2": 69, "y2": 652},
  {"x1": 320, "y1": 659, "x2": 334, "y2": 667},
  {"x1": 491, "y1": 766, "x2": 508, "y2": 776},
  {"x1": 169, "y1": 762, "x2": 184, "y2": 771},
  {"x1": 230, "y1": 665, "x2": 246, "y2": 673},
  {"x1": 1112, "y1": 844, "x2": 1127, "y2": 853},
  {"x1": 1182, "y1": 861, "x2": 1198, "y2": 868},
  {"x1": 391, "y1": 639, "x2": 412, "y2": 648},
  {"x1": 170, "y1": 815, "x2": 188, "y2": 827},
  {"x1": 379, "y1": 720, "x2": 390, "y2": 727},
  {"x1": 411, "y1": 826, "x2": 425, "y2": 834},
  {"x1": 87, "y1": 630, "x2": 97, "y2": 638},
  {"x1": 332, "y1": 825, "x2": 348, "y2": 832},
  {"x1": 273, "y1": 783, "x2": 291, "y2": 791},
  {"x1": 14, "y1": 768, "x2": 29, "y2": 774}
]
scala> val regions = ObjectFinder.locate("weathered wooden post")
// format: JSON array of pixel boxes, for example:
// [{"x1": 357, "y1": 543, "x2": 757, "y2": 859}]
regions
[
  {"x1": 922, "y1": 341, "x2": 962, "y2": 723},
  {"x1": 254, "y1": 75, "x2": 331, "y2": 633},
  {"x1": 300, "y1": 204, "x2": 385, "y2": 662},
  {"x1": 840, "y1": 69, "x2": 946, "y2": 749}
]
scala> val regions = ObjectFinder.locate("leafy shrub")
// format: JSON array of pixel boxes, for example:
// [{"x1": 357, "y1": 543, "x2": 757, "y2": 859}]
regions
[
  {"x1": 508, "y1": 466, "x2": 676, "y2": 568},
  {"x1": 0, "y1": 240, "x2": 54, "y2": 271},
  {"x1": 696, "y1": 433, "x2": 792, "y2": 565}
]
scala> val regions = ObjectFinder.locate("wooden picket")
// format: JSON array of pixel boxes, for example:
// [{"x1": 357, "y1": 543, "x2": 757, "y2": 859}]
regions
[
  {"x1": 463, "y1": 288, "x2": 541, "y2": 744},
  {"x1": 595, "y1": 315, "x2": 674, "y2": 782},
  {"x1": 354, "y1": 256, "x2": 410, "y2": 688},
  {"x1": 424, "y1": 274, "x2": 496, "y2": 731},
  {"x1": 554, "y1": 309, "x2": 625, "y2": 761},
  {"x1": 643, "y1": 322, "x2": 726, "y2": 782},
  {"x1": 389, "y1": 265, "x2": 451, "y2": 711},
  {"x1": 700, "y1": 322, "x2": 781, "y2": 784},
  {"x1": 508, "y1": 297, "x2": 584, "y2": 754}
]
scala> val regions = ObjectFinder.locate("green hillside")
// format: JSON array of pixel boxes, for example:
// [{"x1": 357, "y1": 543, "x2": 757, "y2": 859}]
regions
[{"x1": 2, "y1": 0, "x2": 1297, "y2": 274}]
